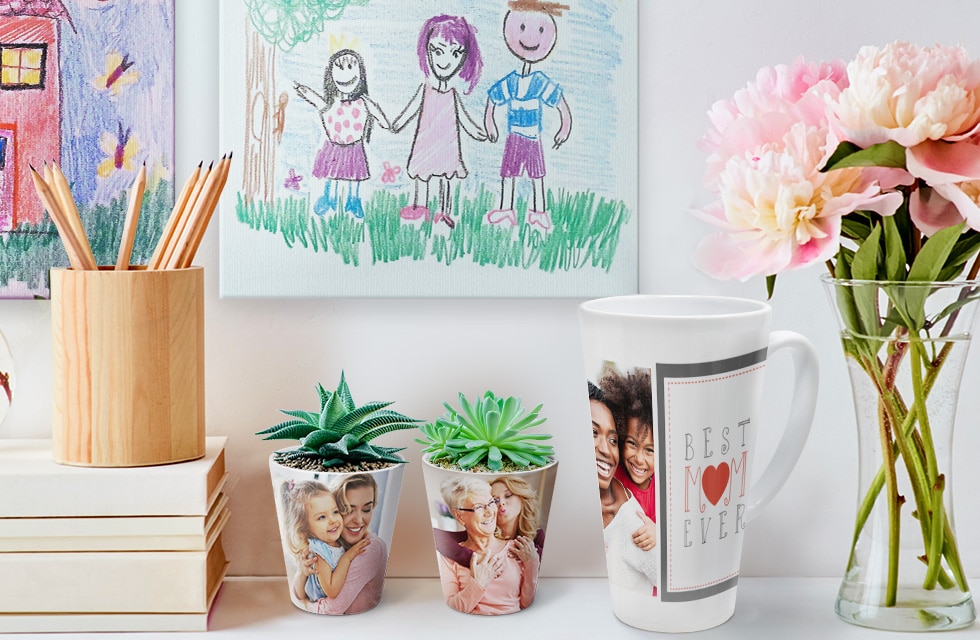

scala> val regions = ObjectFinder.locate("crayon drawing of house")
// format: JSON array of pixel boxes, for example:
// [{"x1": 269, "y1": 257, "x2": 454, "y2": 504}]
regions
[
  {"x1": 0, "y1": 0, "x2": 174, "y2": 300},
  {"x1": 0, "y1": 0, "x2": 73, "y2": 231}
]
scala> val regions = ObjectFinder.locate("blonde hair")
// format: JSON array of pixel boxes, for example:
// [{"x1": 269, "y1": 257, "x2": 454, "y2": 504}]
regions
[
  {"x1": 334, "y1": 473, "x2": 378, "y2": 515},
  {"x1": 280, "y1": 480, "x2": 333, "y2": 559},
  {"x1": 491, "y1": 476, "x2": 540, "y2": 540}
]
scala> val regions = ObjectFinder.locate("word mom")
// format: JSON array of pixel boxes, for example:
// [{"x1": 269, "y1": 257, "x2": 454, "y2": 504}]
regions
[{"x1": 682, "y1": 419, "x2": 750, "y2": 547}]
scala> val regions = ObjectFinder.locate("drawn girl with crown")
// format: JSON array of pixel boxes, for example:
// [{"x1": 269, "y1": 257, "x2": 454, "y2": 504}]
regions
[{"x1": 295, "y1": 45, "x2": 390, "y2": 219}]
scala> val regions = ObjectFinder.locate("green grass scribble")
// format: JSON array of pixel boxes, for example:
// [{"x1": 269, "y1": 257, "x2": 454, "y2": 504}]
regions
[{"x1": 235, "y1": 183, "x2": 630, "y2": 274}]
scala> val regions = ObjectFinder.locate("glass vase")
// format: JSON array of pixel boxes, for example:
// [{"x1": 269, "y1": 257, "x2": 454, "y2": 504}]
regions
[{"x1": 822, "y1": 277, "x2": 977, "y2": 631}]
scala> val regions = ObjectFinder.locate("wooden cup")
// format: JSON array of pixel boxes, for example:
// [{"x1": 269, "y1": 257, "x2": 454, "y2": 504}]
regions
[{"x1": 51, "y1": 266, "x2": 205, "y2": 467}]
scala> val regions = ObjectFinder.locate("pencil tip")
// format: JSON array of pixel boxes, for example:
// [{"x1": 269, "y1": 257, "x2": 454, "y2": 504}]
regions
[{"x1": 228, "y1": 151, "x2": 234, "y2": 160}]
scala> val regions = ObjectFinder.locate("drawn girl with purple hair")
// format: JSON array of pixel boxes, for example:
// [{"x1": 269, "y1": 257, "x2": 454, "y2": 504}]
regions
[{"x1": 392, "y1": 15, "x2": 486, "y2": 229}]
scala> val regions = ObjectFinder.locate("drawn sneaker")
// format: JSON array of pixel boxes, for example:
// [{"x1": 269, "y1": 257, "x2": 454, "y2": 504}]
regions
[
  {"x1": 433, "y1": 211, "x2": 455, "y2": 229},
  {"x1": 313, "y1": 192, "x2": 338, "y2": 216},
  {"x1": 400, "y1": 205, "x2": 431, "y2": 221},
  {"x1": 527, "y1": 209, "x2": 553, "y2": 232},
  {"x1": 486, "y1": 208, "x2": 517, "y2": 226},
  {"x1": 346, "y1": 195, "x2": 365, "y2": 219}
]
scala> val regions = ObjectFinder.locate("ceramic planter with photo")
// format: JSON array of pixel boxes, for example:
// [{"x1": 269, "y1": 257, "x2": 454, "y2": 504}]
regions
[
  {"x1": 417, "y1": 392, "x2": 557, "y2": 616},
  {"x1": 257, "y1": 372, "x2": 422, "y2": 615}
]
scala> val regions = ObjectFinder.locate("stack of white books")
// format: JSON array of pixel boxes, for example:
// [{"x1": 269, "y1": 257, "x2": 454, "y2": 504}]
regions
[{"x1": 0, "y1": 437, "x2": 230, "y2": 632}]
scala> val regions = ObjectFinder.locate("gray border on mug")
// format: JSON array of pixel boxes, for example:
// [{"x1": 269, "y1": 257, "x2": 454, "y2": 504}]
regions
[{"x1": 656, "y1": 347, "x2": 768, "y2": 603}]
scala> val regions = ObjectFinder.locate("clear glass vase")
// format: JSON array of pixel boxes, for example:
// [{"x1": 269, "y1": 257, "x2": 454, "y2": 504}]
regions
[{"x1": 822, "y1": 277, "x2": 977, "y2": 631}]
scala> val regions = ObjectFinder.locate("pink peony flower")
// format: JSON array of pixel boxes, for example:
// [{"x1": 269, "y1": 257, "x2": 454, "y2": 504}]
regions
[
  {"x1": 695, "y1": 122, "x2": 902, "y2": 280},
  {"x1": 906, "y1": 137, "x2": 980, "y2": 232},
  {"x1": 834, "y1": 42, "x2": 980, "y2": 149},
  {"x1": 701, "y1": 57, "x2": 848, "y2": 186}
]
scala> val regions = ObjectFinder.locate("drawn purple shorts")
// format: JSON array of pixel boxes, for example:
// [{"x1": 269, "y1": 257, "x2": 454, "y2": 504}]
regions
[
  {"x1": 313, "y1": 138, "x2": 369, "y2": 181},
  {"x1": 500, "y1": 133, "x2": 546, "y2": 179}
]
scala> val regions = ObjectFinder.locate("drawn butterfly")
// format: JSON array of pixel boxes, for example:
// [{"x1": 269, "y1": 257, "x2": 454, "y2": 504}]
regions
[
  {"x1": 284, "y1": 168, "x2": 303, "y2": 190},
  {"x1": 94, "y1": 52, "x2": 138, "y2": 95},
  {"x1": 98, "y1": 122, "x2": 139, "y2": 177}
]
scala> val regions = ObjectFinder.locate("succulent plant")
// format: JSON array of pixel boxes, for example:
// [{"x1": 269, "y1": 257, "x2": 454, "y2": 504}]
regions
[
  {"x1": 417, "y1": 391, "x2": 555, "y2": 471},
  {"x1": 257, "y1": 372, "x2": 422, "y2": 468}
]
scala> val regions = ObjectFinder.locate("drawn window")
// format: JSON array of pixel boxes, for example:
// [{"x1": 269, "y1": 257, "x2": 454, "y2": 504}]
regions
[{"x1": 1, "y1": 45, "x2": 46, "y2": 89}]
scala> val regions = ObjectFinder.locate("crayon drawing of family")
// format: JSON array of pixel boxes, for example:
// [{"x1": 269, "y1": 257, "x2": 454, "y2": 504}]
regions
[
  {"x1": 278, "y1": 474, "x2": 388, "y2": 614},
  {"x1": 292, "y1": 3, "x2": 571, "y2": 231},
  {"x1": 589, "y1": 366, "x2": 659, "y2": 596},
  {"x1": 223, "y1": 0, "x2": 636, "y2": 297}
]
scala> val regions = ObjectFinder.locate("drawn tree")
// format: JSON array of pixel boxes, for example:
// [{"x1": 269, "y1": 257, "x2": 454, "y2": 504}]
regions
[{"x1": 242, "y1": 0, "x2": 367, "y2": 204}]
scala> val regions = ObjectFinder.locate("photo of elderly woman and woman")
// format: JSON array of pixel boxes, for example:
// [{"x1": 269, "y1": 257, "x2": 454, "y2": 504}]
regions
[
  {"x1": 276, "y1": 473, "x2": 392, "y2": 614},
  {"x1": 425, "y1": 468, "x2": 556, "y2": 615},
  {"x1": 589, "y1": 365, "x2": 659, "y2": 596}
]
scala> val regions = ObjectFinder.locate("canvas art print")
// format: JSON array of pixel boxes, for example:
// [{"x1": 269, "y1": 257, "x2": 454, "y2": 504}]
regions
[
  {"x1": 0, "y1": 0, "x2": 175, "y2": 299},
  {"x1": 219, "y1": 0, "x2": 637, "y2": 297}
]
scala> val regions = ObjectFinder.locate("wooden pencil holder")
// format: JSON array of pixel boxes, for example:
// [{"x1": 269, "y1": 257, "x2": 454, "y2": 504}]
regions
[{"x1": 50, "y1": 266, "x2": 205, "y2": 467}]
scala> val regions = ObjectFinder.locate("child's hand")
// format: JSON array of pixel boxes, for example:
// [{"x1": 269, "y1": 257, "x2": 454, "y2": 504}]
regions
[
  {"x1": 349, "y1": 537, "x2": 371, "y2": 557},
  {"x1": 298, "y1": 546, "x2": 316, "y2": 576},
  {"x1": 632, "y1": 510, "x2": 657, "y2": 551}
]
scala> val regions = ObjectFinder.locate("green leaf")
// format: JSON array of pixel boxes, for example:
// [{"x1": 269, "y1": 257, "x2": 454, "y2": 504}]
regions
[
  {"x1": 279, "y1": 409, "x2": 318, "y2": 425},
  {"x1": 851, "y1": 223, "x2": 882, "y2": 280},
  {"x1": 841, "y1": 215, "x2": 874, "y2": 242},
  {"x1": 766, "y1": 274, "x2": 776, "y2": 300},
  {"x1": 303, "y1": 429, "x2": 348, "y2": 451},
  {"x1": 257, "y1": 420, "x2": 316, "y2": 441},
  {"x1": 335, "y1": 371, "x2": 355, "y2": 411},
  {"x1": 909, "y1": 223, "x2": 965, "y2": 282},
  {"x1": 882, "y1": 215, "x2": 906, "y2": 281},
  {"x1": 821, "y1": 141, "x2": 863, "y2": 172},
  {"x1": 824, "y1": 140, "x2": 907, "y2": 171}
]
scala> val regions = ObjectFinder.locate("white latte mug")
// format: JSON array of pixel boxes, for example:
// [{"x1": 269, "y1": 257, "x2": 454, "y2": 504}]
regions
[{"x1": 579, "y1": 295, "x2": 818, "y2": 632}]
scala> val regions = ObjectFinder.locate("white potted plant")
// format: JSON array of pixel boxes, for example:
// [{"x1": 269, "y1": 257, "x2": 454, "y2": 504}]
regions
[
  {"x1": 416, "y1": 391, "x2": 558, "y2": 616},
  {"x1": 257, "y1": 372, "x2": 421, "y2": 615}
]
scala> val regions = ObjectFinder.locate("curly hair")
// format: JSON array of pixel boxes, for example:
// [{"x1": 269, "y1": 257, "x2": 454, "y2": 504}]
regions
[
  {"x1": 599, "y1": 367, "x2": 653, "y2": 442},
  {"x1": 490, "y1": 476, "x2": 539, "y2": 540}
]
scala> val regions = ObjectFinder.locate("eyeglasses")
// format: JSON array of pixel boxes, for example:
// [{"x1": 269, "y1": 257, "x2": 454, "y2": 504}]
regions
[{"x1": 455, "y1": 497, "x2": 500, "y2": 513}]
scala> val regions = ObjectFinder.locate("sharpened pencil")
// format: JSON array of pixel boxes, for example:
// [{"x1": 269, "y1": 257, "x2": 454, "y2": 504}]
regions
[
  {"x1": 116, "y1": 163, "x2": 146, "y2": 270},
  {"x1": 149, "y1": 161, "x2": 201, "y2": 270},
  {"x1": 49, "y1": 162, "x2": 97, "y2": 270},
  {"x1": 176, "y1": 154, "x2": 231, "y2": 269},
  {"x1": 29, "y1": 166, "x2": 93, "y2": 271},
  {"x1": 159, "y1": 161, "x2": 212, "y2": 270}
]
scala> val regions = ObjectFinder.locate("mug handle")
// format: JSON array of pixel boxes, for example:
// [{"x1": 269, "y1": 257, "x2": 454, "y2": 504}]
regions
[{"x1": 745, "y1": 330, "x2": 819, "y2": 523}]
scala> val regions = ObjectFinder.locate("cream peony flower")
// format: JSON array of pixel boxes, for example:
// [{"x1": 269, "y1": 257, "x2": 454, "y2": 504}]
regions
[
  {"x1": 835, "y1": 42, "x2": 980, "y2": 148},
  {"x1": 695, "y1": 123, "x2": 902, "y2": 280}
]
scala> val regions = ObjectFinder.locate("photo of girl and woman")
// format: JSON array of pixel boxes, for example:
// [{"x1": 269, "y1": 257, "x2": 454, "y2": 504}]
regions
[
  {"x1": 275, "y1": 472, "x2": 394, "y2": 614},
  {"x1": 423, "y1": 466, "x2": 557, "y2": 615},
  {"x1": 589, "y1": 365, "x2": 659, "y2": 596}
]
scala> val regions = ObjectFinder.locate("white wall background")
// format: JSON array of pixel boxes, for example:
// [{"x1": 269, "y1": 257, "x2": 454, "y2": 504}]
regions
[{"x1": 1, "y1": 0, "x2": 978, "y2": 582}]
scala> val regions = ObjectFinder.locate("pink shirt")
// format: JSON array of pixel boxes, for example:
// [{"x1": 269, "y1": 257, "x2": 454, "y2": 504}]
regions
[
  {"x1": 437, "y1": 540, "x2": 539, "y2": 615},
  {"x1": 315, "y1": 533, "x2": 387, "y2": 615},
  {"x1": 323, "y1": 98, "x2": 367, "y2": 145},
  {"x1": 615, "y1": 466, "x2": 656, "y2": 521}
]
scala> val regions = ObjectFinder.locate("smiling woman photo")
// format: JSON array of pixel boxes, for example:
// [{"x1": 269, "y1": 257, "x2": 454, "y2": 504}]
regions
[{"x1": 436, "y1": 476, "x2": 539, "y2": 615}]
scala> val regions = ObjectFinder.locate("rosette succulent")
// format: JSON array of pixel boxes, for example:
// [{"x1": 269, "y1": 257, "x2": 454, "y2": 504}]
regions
[
  {"x1": 257, "y1": 372, "x2": 422, "y2": 468},
  {"x1": 418, "y1": 391, "x2": 555, "y2": 471}
]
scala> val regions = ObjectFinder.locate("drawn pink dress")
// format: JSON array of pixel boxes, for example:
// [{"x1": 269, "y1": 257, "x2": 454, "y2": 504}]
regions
[
  {"x1": 313, "y1": 98, "x2": 370, "y2": 181},
  {"x1": 406, "y1": 84, "x2": 466, "y2": 182}
]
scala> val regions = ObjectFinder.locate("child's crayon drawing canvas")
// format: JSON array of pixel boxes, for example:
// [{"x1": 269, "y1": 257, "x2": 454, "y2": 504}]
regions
[
  {"x1": 219, "y1": 0, "x2": 636, "y2": 297},
  {"x1": 0, "y1": 0, "x2": 175, "y2": 299}
]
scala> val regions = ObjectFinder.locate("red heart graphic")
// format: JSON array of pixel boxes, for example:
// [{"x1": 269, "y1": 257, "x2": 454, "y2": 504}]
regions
[{"x1": 702, "y1": 462, "x2": 730, "y2": 506}]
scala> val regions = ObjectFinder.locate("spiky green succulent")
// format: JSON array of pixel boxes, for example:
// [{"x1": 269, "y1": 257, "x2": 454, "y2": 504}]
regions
[
  {"x1": 257, "y1": 372, "x2": 422, "y2": 467},
  {"x1": 417, "y1": 391, "x2": 554, "y2": 471}
]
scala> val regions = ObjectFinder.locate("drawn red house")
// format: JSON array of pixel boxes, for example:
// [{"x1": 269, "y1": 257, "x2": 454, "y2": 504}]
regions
[{"x1": 0, "y1": 0, "x2": 73, "y2": 231}]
